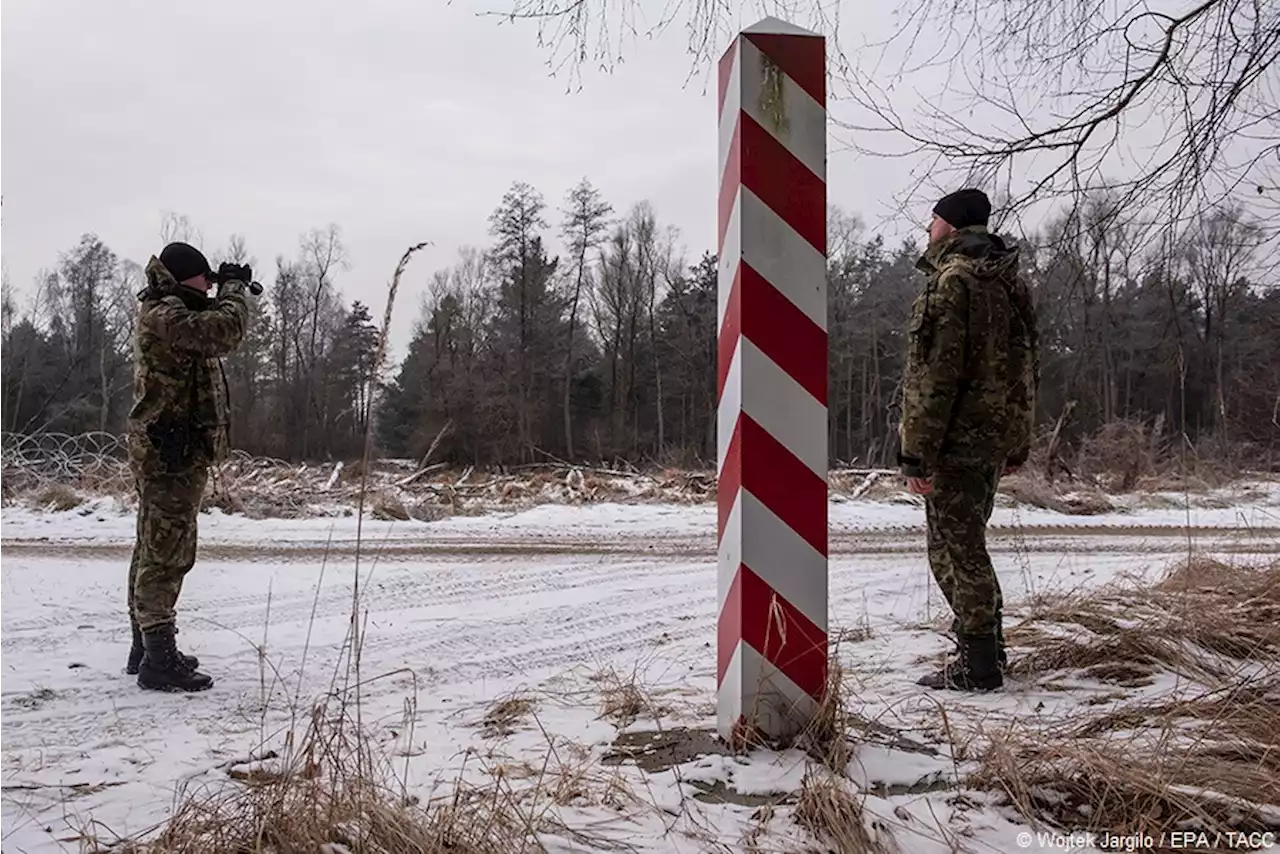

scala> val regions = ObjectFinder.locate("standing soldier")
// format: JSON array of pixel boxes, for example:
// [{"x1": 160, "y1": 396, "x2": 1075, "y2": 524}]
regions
[
  {"x1": 125, "y1": 241, "x2": 250, "y2": 691},
  {"x1": 898, "y1": 189, "x2": 1039, "y2": 691}
]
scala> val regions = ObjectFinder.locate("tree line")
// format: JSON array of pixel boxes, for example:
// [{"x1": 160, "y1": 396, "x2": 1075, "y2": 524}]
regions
[
  {"x1": 1, "y1": 217, "x2": 381, "y2": 462},
  {"x1": 3, "y1": 184, "x2": 1278, "y2": 469}
]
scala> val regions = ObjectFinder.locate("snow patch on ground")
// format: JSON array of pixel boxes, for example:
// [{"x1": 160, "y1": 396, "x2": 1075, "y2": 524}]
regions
[{"x1": 3, "y1": 493, "x2": 1279, "y2": 852}]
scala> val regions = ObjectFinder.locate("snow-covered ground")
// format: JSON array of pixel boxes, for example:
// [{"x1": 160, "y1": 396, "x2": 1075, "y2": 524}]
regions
[
  {"x1": 3, "y1": 488, "x2": 1279, "y2": 853},
  {"x1": 5, "y1": 478, "x2": 1279, "y2": 548}
]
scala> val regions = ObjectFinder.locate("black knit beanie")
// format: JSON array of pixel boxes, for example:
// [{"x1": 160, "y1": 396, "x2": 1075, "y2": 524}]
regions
[
  {"x1": 933, "y1": 188, "x2": 991, "y2": 230},
  {"x1": 159, "y1": 242, "x2": 212, "y2": 283}
]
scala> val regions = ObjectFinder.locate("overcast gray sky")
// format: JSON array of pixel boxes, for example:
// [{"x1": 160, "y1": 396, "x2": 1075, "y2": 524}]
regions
[{"x1": 2, "y1": 0, "x2": 928, "y2": 357}]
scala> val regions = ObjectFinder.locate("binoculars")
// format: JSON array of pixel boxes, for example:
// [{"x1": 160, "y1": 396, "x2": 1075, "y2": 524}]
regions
[{"x1": 209, "y1": 270, "x2": 264, "y2": 296}]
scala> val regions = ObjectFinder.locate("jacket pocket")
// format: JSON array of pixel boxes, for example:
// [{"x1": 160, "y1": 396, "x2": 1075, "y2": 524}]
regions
[
  {"x1": 146, "y1": 416, "x2": 194, "y2": 472},
  {"x1": 908, "y1": 302, "x2": 931, "y2": 363}
]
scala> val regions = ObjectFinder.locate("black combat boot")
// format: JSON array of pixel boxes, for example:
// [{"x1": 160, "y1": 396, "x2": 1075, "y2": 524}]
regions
[
  {"x1": 127, "y1": 619, "x2": 198, "y2": 675},
  {"x1": 947, "y1": 619, "x2": 1007, "y2": 669},
  {"x1": 918, "y1": 633, "x2": 1003, "y2": 691},
  {"x1": 137, "y1": 624, "x2": 214, "y2": 692}
]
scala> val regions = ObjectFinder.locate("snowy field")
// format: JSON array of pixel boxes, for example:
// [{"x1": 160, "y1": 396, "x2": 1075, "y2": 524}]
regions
[{"x1": 3, "y1": 485, "x2": 1279, "y2": 853}]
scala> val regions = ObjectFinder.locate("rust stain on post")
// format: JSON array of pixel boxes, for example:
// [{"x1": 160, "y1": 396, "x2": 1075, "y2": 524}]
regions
[{"x1": 758, "y1": 53, "x2": 789, "y2": 136}]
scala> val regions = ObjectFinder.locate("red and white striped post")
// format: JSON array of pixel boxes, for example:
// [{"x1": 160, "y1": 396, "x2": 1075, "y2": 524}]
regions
[{"x1": 716, "y1": 17, "x2": 828, "y2": 744}]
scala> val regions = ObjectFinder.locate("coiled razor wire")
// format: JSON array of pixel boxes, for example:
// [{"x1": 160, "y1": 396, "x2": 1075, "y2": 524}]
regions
[
  {"x1": 1, "y1": 431, "x2": 132, "y2": 493},
  {"x1": 0, "y1": 432, "x2": 282, "y2": 499}
]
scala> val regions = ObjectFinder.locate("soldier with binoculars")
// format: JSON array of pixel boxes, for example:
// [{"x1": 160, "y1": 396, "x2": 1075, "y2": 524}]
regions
[{"x1": 124, "y1": 241, "x2": 254, "y2": 691}]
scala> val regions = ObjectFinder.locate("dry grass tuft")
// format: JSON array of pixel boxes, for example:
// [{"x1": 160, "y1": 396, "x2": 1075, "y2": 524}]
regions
[
  {"x1": 92, "y1": 699, "x2": 547, "y2": 854},
  {"x1": 203, "y1": 487, "x2": 246, "y2": 516},
  {"x1": 998, "y1": 472, "x2": 1113, "y2": 514},
  {"x1": 1076, "y1": 418, "x2": 1164, "y2": 491},
  {"x1": 722, "y1": 644, "x2": 863, "y2": 785},
  {"x1": 1009, "y1": 556, "x2": 1280, "y2": 683},
  {"x1": 370, "y1": 491, "x2": 411, "y2": 521},
  {"x1": 482, "y1": 733, "x2": 639, "y2": 834},
  {"x1": 528, "y1": 741, "x2": 637, "y2": 811},
  {"x1": 1069, "y1": 416, "x2": 1246, "y2": 491},
  {"x1": 1157, "y1": 554, "x2": 1280, "y2": 599},
  {"x1": 793, "y1": 768, "x2": 892, "y2": 853},
  {"x1": 971, "y1": 555, "x2": 1280, "y2": 842},
  {"x1": 481, "y1": 693, "x2": 536, "y2": 737},
  {"x1": 792, "y1": 652, "x2": 856, "y2": 772},
  {"x1": 34, "y1": 482, "x2": 82, "y2": 511},
  {"x1": 971, "y1": 679, "x2": 1280, "y2": 840},
  {"x1": 740, "y1": 803, "x2": 777, "y2": 853},
  {"x1": 594, "y1": 665, "x2": 669, "y2": 727}
]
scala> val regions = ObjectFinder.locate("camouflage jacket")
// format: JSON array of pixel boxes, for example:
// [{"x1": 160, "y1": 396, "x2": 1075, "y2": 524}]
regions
[
  {"x1": 127, "y1": 257, "x2": 249, "y2": 478},
  {"x1": 898, "y1": 226, "x2": 1038, "y2": 477}
]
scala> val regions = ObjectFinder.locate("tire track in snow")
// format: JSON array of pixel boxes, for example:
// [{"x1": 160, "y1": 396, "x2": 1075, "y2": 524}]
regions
[
  {"x1": 200, "y1": 556, "x2": 710, "y2": 633},
  {"x1": 0, "y1": 555, "x2": 716, "y2": 757},
  {"x1": 357, "y1": 574, "x2": 714, "y2": 685},
  {"x1": 5, "y1": 522, "x2": 1276, "y2": 561},
  {"x1": 206, "y1": 556, "x2": 716, "y2": 687},
  {"x1": 4, "y1": 533, "x2": 1276, "y2": 770}
]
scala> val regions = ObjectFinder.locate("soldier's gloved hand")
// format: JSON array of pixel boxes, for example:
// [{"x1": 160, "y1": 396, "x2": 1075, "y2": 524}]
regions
[{"x1": 217, "y1": 262, "x2": 252, "y2": 284}]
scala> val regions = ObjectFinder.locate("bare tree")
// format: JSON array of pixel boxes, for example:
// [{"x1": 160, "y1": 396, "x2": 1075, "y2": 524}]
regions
[
  {"x1": 843, "y1": 0, "x2": 1280, "y2": 241},
  {"x1": 159, "y1": 211, "x2": 204, "y2": 247},
  {"x1": 493, "y1": 0, "x2": 1279, "y2": 240},
  {"x1": 593, "y1": 223, "x2": 638, "y2": 452},
  {"x1": 482, "y1": 0, "x2": 848, "y2": 85},
  {"x1": 630, "y1": 203, "x2": 675, "y2": 458},
  {"x1": 298, "y1": 225, "x2": 348, "y2": 457},
  {"x1": 0, "y1": 267, "x2": 14, "y2": 435},
  {"x1": 560, "y1": 178, "x2": 613, "y2": 457},
  {"x1": 1, "y1": 267, "x2": 15, "y2": 341},
  {"x1": 211, "y1": 235, "x2": 268, "y2": 453},
  {"x1": 1181, "y1": 204, "x2": 1265, "y2": 441},
  {"x1": 220, "y1": 234, "x2": 252, "y2": 266}
]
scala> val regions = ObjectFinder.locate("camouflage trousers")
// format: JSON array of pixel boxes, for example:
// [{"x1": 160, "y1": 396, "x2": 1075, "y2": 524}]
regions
[
  {"x1": 127, "y1": 469, "x2": 208, "y2": 631},
  {"x1": 925, "y1": 464, "x2": 1004, "y2": 640}
]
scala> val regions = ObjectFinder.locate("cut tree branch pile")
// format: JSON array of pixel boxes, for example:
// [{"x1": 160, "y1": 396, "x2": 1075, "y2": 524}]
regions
[
  {"x1": 1, "y1": 433, "x2": 913, "y2": 517},
  {"x1": 5, "y1": 431, "x2": 1275, "y2": 520}
]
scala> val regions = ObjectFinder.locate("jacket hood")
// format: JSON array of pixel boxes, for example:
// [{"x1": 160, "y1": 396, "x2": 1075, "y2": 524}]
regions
[
  {"x1": 142, "y1": 256, "x2": 210, "y2": 308},
  {"x1": 145, "y1": 256, "x2": 181, "y2": 291},
  {"x1": 917, "y1": 225, "x2": 1019, "y2": 282}
]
